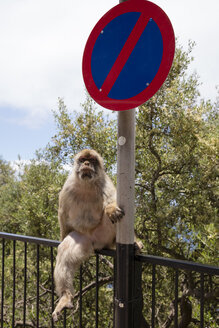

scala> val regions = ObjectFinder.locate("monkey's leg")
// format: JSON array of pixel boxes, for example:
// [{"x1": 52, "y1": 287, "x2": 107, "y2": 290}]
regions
[{"x1": 52, "y1": 232, "x2": 93, "y2": 322}]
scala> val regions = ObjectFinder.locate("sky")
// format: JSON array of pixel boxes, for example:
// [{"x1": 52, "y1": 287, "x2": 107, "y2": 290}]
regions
[{"x1": 0, "y1": 0, "x2": 218, "y2": 162}]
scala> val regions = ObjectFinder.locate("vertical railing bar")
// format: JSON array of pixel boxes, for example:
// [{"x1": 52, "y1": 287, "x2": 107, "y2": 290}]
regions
[
  {"x1": 95, "y1": 254, "x2": 99, "y2": 328},
  {"x1": 151, "y1": 264, "x2": 156, "y2": 328},
  {"x1": 36, "y1": 244, "x2": 40, "y2": 328},
  {"x1": 23, "y1": 242, "x2": 27, "y2": 327},
  {"x1": 63, "y1": 308, "x2": 66, "y2": 328},
  {"x1": 50, "y1": 247, "x2": 54, "y2": 328},
  {"x1": 79, "y1": 265, "x2": 83, "y2": 328},
  {"x1": 174, "y1": 269, "x2": 179, "y2": 328},
  {"x1": 200, "y1": 273, "x2": 204, "y2": 328},
  {"x1": 113, "y1": 256, "x2": 116, "y2": 328},
  {"x1": 12, "y1": 240, "x2": 16, "y2": 328},
  {"x1": 1, "y1": 239, "x2": 5, "y2": 328}
]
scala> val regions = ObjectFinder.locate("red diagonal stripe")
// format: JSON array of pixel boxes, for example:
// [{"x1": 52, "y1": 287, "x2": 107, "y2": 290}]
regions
[{"x1": 100, "y1": 13, "x2": 150, "y2": 97}]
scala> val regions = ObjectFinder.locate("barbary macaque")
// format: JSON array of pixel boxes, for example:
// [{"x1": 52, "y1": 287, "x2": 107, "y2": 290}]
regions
[{"x1": 52, "y1": 149, "x2": 125, "y2": 322}]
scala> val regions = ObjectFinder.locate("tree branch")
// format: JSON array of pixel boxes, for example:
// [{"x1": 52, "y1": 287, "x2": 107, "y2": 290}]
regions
[{"x1": 74, "y1": 275, "x2": 113, "y2": 299}]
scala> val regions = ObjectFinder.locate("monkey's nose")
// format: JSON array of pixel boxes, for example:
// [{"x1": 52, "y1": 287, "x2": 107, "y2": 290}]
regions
[{"x1": 84, "y1": 161, "x2": 90, "y2": 166}]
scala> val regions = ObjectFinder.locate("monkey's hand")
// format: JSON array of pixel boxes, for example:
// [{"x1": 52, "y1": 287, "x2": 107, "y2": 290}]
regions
[{"x1": 105, "y1": 203, "x2": 125, "y2": 224}]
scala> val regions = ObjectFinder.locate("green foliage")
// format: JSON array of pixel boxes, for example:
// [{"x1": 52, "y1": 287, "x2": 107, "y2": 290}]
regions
[
  {"x1": 17, "y1": 161, "x2": 66, "y2": 239},
  {"x1": 42, "y1": 95, "x2": 117, "y2": 173},
  {"x1": 135, "y1": 42, "x2": 219, "y2": 266},
  {"x1": 0, "y1": 160, "x2": 66, "y2": 239},
  {"x1": 0, "y1": 159, "x2": 22, "y2": 232}
]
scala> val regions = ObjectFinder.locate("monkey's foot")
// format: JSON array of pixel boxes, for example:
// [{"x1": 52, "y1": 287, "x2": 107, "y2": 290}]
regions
[
  {"x1": 134, "y1": 240, "x2": 144, "y2": 254},
  {"x1": 107, "y1": 206, "x2": 125, "y2": 224},
  {"x1": 52, "y1": 292, "x2": 73, "y2": 322}
]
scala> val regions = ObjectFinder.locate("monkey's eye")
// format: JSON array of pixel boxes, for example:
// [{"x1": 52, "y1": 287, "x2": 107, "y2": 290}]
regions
[
  {"x1": 78, "y1": 157, "x2": 87, "y2": 163},
  {"x1": 78, "y1": 156, "x2": 98, "y2": 165},
  {"x1": 89, "y1": 157, "x2": 98, "y2": 164}
]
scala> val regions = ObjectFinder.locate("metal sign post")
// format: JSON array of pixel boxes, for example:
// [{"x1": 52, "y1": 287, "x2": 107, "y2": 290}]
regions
[
  {"x1": 117, "y1": 108, "x2": 135, "y2": 245},
  {"x1": 115, "y1": 108, "x2": 138, "y2": 328}
]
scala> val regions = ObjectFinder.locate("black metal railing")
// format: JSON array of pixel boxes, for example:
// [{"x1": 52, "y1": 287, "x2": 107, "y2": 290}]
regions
[
  {"x1": 136, "y1": 254, "x2": 219, "y2": 328},
  {"x1": 0, "y1": 232, "x2": 218, "y2": 328},
  {"x1": 0, "y1": 233, "x2": 60, "y2": 328}
]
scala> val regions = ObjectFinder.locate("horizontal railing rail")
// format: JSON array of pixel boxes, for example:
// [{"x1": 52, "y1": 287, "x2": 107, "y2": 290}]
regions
[
  {"x1": 135, "y1": 254, "x2": 219, "y2": 275},
  {"x1": 0, "y1": 232, "x2": 60, "y2": 247},
  {"x1": 1, "y1": 233, "x2": 218, "y2": 274},
  {"x1": 1, "y1": 232, "x2": 218, "y2": 274}
]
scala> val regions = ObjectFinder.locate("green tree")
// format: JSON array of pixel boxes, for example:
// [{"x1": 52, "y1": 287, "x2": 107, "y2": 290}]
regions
[
  {"x1": 134, "y1": 43, "x2": 218, "y2": 327},
  {"x1": 0, "y1": 157, "x2": 15, "y2": 186},
  {"x1": 0, "y1": 158, "x2": 22, "y2": 232},
  {"x1": 42, "y1": 96, "x2": 117, "y2": 173},
  {"x1": 135, "y1": 42, "x2": 218, "y2": 265},
  {"x1": 17, "y1": 161, "x2": 66, "y2": 239},
  {"x1": 0, "y1": 159, "x2": 66, "y2": 239}
]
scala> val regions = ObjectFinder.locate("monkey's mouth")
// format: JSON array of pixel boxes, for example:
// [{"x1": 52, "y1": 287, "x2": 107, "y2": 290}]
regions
[{"x1": 80, "y1": 168, "x2": 94, "y2": 179}]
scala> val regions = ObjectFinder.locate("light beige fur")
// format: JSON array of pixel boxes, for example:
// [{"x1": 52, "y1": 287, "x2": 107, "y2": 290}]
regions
[{"x1": 52, "y1": 150, "x2": 124, "y2": 322}]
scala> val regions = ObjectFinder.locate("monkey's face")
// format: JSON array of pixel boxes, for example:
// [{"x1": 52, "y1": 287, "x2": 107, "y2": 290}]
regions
[{"x1": 74, "y1": 150, "x2": 104, "y2": 182}]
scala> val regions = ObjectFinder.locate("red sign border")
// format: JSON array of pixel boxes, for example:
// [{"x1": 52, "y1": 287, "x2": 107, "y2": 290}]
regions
[{"x1": 82, "y1": 0, "x2": 175, "y2": 111}]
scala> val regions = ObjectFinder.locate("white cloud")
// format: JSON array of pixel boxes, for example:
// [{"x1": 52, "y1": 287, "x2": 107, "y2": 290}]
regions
[
  {"x1": 10, "y1": 159, "x2": 73, "y2": 177},
  {"x1": 154, "y1": 0, "x2": 219, "y2": 100},
  {"x1": 0, "y1": 0, "x2": 83, "y2": 123},
  {"x1": 0, "y1": 0, "x2": 218, "y2": 129},
  {"x1": 0, "y1": 0, "x2": 116, "y2": 127}
]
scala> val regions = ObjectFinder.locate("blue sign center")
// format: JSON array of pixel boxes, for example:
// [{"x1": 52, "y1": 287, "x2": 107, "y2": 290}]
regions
[{"x1": 91, "y1": 12, "x2": 163, "y2": 100}]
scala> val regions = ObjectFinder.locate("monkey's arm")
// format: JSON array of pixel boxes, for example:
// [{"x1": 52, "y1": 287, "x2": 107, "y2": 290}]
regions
[
  {"x1": 58, "y1": 181, "x2": 76, "y2": 240},
  {"x1": 103, "y1": 175, "x2": 125, "y2": 223},
  {"x1": 58, "y1": 208, "x2": 74, "y2": 241}
]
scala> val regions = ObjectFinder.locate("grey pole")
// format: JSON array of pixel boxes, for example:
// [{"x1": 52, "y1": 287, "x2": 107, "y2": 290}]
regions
[
  {"x1": 117, "y1": 108, "x2": 135, "y2": 245},
  {"x1": 115, "y1": 108, "x2": 137, "y2": 328}
]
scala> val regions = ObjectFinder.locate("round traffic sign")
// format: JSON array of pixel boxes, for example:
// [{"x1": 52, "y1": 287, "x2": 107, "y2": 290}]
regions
[{"x1": 82, "y1": 0, "x2": 175, "y2": 111}]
